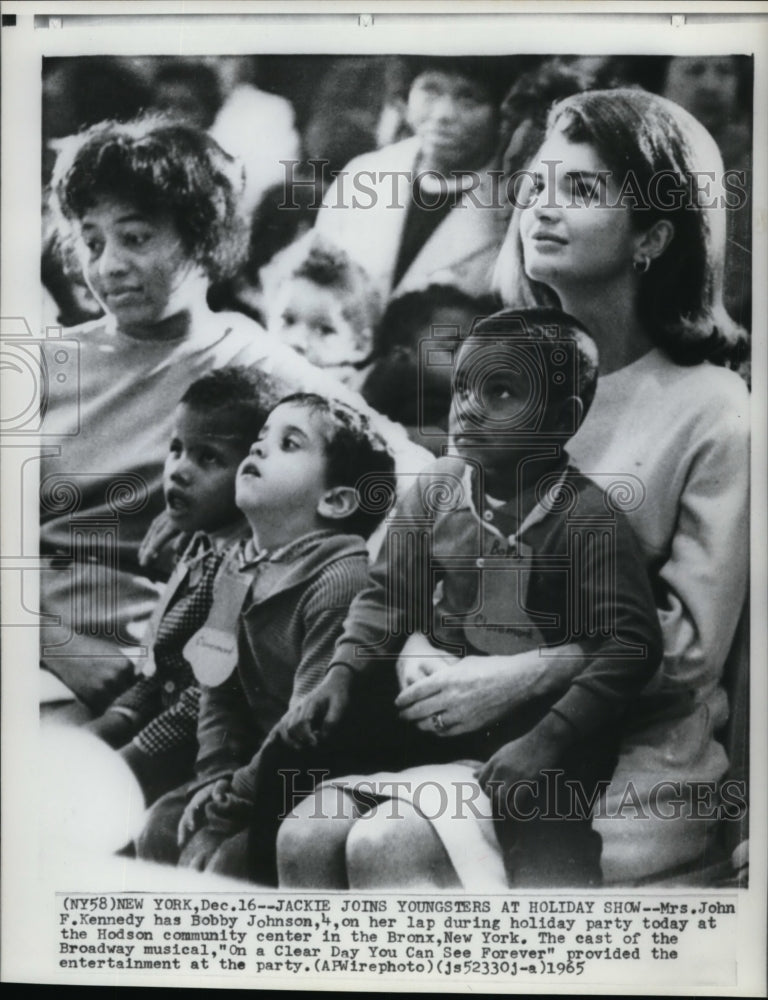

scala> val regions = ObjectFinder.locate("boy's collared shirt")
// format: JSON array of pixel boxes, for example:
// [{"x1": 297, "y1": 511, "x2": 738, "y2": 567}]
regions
[
  {"x1": 185, "y1": 530, "x2": 365, "y2": 684},
  {"x1": 140, "y1": 521, "x2": 248, "y2": 678},
  {"x1": 107, "y1": 521, "x2": 249, "y2": 758},
  {"x1": 464, "y1": 457, "x2": 570, "y2": 550},
  {"x1": 331, "y1": 455, "x2": 662, "y2": 748},
  {"x1": 435, "y1": 459, "x2": 571, "y2": 657}
]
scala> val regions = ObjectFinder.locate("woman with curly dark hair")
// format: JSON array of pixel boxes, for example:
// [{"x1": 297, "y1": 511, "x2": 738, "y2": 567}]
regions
[{"x1": 39, "y1": 116, "x2": 367, "y2": 714}]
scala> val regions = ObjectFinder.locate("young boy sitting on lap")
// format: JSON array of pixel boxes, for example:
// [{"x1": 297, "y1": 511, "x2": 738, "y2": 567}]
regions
[
  {"x1": 275, "y1": 308, "x2": 663, "y2": 889},
  {"x1": 135, "y1": 393, "x2": 396, "y2": 872}
]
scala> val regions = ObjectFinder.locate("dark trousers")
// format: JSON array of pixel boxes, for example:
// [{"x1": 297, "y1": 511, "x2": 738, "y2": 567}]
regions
[
  {"x1": 493, "y1": 739, "x2": 620, "y2": 888},
  {"x1": 135, "y1": 782, "x2": 191, "y2": 865}
]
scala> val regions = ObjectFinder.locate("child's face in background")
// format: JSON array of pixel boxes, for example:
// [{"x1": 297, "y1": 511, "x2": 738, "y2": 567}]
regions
[
  {"x1": 163, "y1": 404, "x2": 246, "y2": 534},
  {"x1": 404, "y1": 303, "x2": 480, "y2": 398},
  {"x1": 236, "y1": 402, "x2": 329, "y2": 529},
  {"x1": 269, "y1": 278, "x2": 370, "y2": 369}
]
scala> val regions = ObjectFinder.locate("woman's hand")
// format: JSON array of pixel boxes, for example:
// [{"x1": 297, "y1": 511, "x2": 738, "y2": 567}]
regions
[
  {"x1": 395, "y1": 632, "x2": 461, "y2": 691},
  {"x1": 394, "y1": 645, "x2": 585, "y2": 735}
]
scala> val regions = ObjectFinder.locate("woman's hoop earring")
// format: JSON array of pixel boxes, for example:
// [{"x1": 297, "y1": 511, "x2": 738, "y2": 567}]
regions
[{"x1": 633, "y1": 256, "x2": 651, "y2": 274}]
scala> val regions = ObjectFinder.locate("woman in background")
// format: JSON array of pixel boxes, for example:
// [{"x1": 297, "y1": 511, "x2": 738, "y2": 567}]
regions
[{"x1": 314, "y1": 56, "x2": 515, "y2": 305}]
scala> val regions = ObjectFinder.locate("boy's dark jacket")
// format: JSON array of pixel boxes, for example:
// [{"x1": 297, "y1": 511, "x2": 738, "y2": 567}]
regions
[
  {"x1": 194, "y1": 529, "x2": 370, "y2": 779},
  {"x1": 331, "y1": 455, "x2": 663, "y2": 762}
]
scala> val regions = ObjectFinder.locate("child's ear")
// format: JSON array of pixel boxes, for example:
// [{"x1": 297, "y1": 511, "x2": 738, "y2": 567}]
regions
[
  {"x1": 553, "y1": 394, "x2": 584, "y2": 434},
  {"x1": 317, "y1": 486, "x2": 359, "y2": 522}
]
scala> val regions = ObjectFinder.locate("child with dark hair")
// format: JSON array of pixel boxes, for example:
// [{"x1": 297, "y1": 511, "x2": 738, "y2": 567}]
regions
[
  {"x1": 135, "y1": 393, "x2": 396, "y2": 872},
  {"x1": 261, "y1": 232, "x2": 380, "y2": 387},
  {"x1": 361, "y1": 284, "x2": 498, "y2": 453},
  {"x1": 85, "y1": 367, "x2": 282, "y2": 802},
  {"x1": 275, "y1": 307, "x2": 662, "y2": 890}
]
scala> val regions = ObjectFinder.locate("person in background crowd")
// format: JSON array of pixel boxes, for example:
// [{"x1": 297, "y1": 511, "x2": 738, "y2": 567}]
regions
[
  {"x1": 42, "y1": 57, "x2": 150, "y2": 158},
  {"x1": 209, "y1": 61, "x2": 301, "y2": 219},
  {"x1": 260, "y1": 232, "x2": 380, "y2": 388},
  {"x1": 314, "y1": 56, "x2": 517, "y2": 304},
  {"x1": 361, "y1": 283, "x2": 497, "y2": 454},
  {"x1": 149, "y1": 60, "x2": 223, "y2": 131},
  {"x1": 661, "y1": 55, "x2": 751, "y2": 168},
  {"x1": 303, "y1": 58, "x2": 396, "y2": 178},
  {"x1": 660, "y1": 55, "x2": 752, "y2": 333},
  {"x1": 225, "y1": 58, "x2": 398, "y2": 320}
]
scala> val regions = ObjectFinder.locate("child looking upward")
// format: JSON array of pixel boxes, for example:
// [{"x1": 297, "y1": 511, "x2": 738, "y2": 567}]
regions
[
  {"x1": 261, "y1": 232, "x2": 380, "y2": 387},
  {"x1": 85, "y1": 367, "x2": 281, "y2": 802},
  {"x1": 275, "y1": 308, "x2": 663, "y2": 889},
  {"x1": 135, "y1": 393, "x2": 396, "y2": 872}
]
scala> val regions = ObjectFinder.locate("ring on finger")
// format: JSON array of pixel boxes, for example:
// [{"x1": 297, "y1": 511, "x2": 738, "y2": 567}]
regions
[{"x1": 431, "y1": 711, "x2": 447, "y2": 734}]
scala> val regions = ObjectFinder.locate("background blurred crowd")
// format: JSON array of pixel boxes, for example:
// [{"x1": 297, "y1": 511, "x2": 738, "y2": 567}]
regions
[{"x1": 42, "y1": 53, "x2": 753, "y2": 351}]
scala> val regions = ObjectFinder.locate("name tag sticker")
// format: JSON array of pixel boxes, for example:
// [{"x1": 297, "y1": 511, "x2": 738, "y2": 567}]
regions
[{"x1": 184, "y1": 627, "x2": 239, "y2": 686}]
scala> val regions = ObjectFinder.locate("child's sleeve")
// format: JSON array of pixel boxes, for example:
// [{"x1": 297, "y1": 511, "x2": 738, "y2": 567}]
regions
[
  {"x1": 131, "y1": 683, "x2": 201, "y2": 757},
  {"x1": 328, "y1": 461, "x2": 446, "y2": 676},
  {"x1": 101, "y1": 527, "x2": 197, "y2": 728},
  {"x1": 545, "y1": 512, "x2": 664, "y2": 740},
  {"x1": 289, "y1": 554, "x2": 373, "y2": 705},
  {"x1": 104, "y1": 675, "x2": 163, "y2": 733}
]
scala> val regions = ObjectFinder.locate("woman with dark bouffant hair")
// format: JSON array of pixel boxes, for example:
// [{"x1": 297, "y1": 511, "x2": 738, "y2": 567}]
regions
[
  {"x1": 508, "y1": 91, "x2": 750, "y2": 885},
  {"x1": 496, "y1": 88, "x2": 747, "y2": 366},
  {"x1": 398, "y1": 88, "x2": 749, "y2": 884}
]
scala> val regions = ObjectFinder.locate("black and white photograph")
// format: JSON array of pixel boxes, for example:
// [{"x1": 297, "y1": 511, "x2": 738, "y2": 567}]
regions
[{"x1": 1, "y1": 1, "x2": 766, "y2": 993}]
